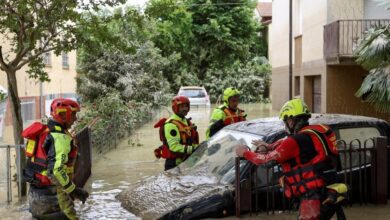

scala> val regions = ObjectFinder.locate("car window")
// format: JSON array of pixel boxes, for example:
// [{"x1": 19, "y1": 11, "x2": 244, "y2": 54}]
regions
[
  {"x1": 179, "y1": 130, "x2": 264, "y2": 184},
  {"x1": 337, "y1": 127, "x2": 381, "y2": 169},
  {"x1": 179, "y1": 89, "x2": 206, "y2": 98}
]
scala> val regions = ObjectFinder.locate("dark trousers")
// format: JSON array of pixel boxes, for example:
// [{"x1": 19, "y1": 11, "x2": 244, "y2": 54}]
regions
[{"x1": 164, "y1": 159, "x2": 177, "y2": 171}]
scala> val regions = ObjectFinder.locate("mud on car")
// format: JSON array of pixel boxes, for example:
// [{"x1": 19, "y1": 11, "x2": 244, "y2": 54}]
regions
[{"x1": 118, "y1": 114, "x2": 390, "y2": 219}]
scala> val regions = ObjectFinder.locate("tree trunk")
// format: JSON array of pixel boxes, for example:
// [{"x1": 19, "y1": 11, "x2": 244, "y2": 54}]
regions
[{"x1": 6, "y1": 69, "x2": 27, "y2": 196}]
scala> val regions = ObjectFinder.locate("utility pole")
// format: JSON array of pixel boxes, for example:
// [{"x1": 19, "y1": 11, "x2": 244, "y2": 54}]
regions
[{"x1": 289, "y1": 0, "x2": 293, "y2": 100}]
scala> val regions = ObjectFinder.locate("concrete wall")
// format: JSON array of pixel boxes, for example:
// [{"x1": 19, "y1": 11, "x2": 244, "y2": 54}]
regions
[
  {"x1": 327, "y1": 0, "x2": 364, "y2": 22},
  {"x1": 270, "y1": 0, "x2": 328, "y2": 111},
  {"x1": 326, "y1": 65, "x2": 390, "y2": 121},
  {"x1": 0, "y1": 36, "x2": 77, "y2": 97},
  {"x1": 301, "y1": 0, "x2": 328, "y2": 63},
  {"x1": 364, "y1": 0, "x2": 390, "y2": 19}
]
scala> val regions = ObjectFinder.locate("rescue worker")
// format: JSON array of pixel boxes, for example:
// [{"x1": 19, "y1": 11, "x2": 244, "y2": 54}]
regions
[
  {"x1": 206, "y1": 87, "x2": 246, "y2": 139},
  {"x1": 161, "y1": 95, "x2": 199, "y2": 170},
  {"x1": 26, "y1": 98, "x2": 89, "y2": 220},
  {"x1": 235, "y1": 98, "x2": 346, "y2": 220}
]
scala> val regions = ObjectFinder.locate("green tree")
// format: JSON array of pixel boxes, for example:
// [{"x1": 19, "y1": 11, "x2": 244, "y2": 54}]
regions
[
  {"x1": 76, "y1": 7, "x2": 171, "y2": 105},
  {"x1": 0, "y1": 0, "x2": 124, "y2": 145},
  {"x1": 186, "y1": 0, "x2": 263, "y2": 79},
  {"x1": 146, "y1": 0, "x2": 265, "y2": 85},
  {"x1": 354, "y1": 2, "x2": 390, "y2": 112},
  {"x1": 0, "y1": 0, "x2": 123, "y2": 196}
]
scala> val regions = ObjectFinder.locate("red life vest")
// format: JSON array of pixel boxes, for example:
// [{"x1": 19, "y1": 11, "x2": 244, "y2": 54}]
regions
[
  {"x1": 220, "y1": 106, "x2": 246, "y2": 125},
  {"x1": 22, "y1": 122, "x2": 77, "y2": 187},
  {"x1": 281, "y1": 124, "x2": 338, "y2": 198},
  {"x1": 153, "y1": 117, "x2": 199, "y2": 160}
]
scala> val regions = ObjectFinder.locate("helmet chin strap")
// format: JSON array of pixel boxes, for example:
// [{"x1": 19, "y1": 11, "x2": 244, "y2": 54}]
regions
[{"x1": 287, "y1": 118, "x2": 309, "y2": 135}]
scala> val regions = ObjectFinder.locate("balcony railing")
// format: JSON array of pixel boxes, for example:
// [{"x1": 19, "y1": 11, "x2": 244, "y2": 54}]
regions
[{"x1": 324, "y1": 19, "x2": 390, "y2": 65}]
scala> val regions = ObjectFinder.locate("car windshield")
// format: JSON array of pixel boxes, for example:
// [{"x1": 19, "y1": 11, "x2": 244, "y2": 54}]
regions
[
  {"x1": 179, "y1": 89, "x2": 206, "y2": 98},
  {"x1": 178, "y1": 129, "x2": 263, "y2": 184}
]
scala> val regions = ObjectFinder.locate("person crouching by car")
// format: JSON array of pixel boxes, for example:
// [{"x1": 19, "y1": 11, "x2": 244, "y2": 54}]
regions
[
  {"x1": 206, "y1": 87, "x2": 246, "y2": 139},
  {"x1": 154, "y1": 95, "x2": 199, "y2": 170},
  {"x1": 236, "y1": 98, "x2": 347, "y2": 220}
]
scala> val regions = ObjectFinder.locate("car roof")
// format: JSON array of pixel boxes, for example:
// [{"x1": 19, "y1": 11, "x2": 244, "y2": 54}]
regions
[
  {"x1": 224, "y1": 113, "x2": 389, "y2": 137},
  {"x1": 179, "y1": 86, "x2": 205, "y2": 90}
]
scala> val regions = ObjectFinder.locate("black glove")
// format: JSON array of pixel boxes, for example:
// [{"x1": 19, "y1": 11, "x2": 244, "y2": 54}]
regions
[
  {"x1": 209, "y1": 119, "x2": 225, "y2": 137},
  {"x1": 69, "y1": 187, "x2": 89, "y2": 204}
]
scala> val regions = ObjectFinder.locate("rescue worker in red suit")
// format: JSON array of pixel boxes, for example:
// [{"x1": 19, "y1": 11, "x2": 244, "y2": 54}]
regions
[
  {"x1": 160, "y1": 95, "x2": 199, "y2": 170},
  {"x1": 236, "y1": 98, "x2": 346, "y2": 220},
  {"x1": 25, "y1": 98, "x2": 89, "y2": 219}
]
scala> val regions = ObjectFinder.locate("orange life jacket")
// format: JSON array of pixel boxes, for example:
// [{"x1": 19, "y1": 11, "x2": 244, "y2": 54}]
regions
[
  {"x1": 154, "y1": 117, "x2": 199, "y2": 160},
  {"x1": 220, "y1": 106, "x2": 246, "y2": 125},
  {"x1": 22, "y1": 122, "x2": 77, "y2": 187},
  {"x1": 281, "y1": 124, "x2": 338, "y2": 198}
]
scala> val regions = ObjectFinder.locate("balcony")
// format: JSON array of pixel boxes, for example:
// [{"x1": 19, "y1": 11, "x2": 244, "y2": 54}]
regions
[{"x1": 324, "y1": 19, "x2": 390, "y2": 65}]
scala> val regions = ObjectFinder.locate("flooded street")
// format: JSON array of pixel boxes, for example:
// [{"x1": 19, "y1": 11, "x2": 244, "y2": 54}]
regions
[{"x1": 1, "y1": 102, "x2": 390, "y2": 219}]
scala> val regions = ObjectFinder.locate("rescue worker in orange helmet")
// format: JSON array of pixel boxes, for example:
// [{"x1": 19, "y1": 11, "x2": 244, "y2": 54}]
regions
[
  {"x1": 236, "y1": 98, "x2": 346, "y2": 220},
  {"x1": 159, "y1": 95, "x2": 199, "y2": 170},
  {"x1": 26, "y1": 98, "x2": 89, "y2": 220},
  {"x1": 206, "y1": 87, "x2": 246, "y2": 139}
]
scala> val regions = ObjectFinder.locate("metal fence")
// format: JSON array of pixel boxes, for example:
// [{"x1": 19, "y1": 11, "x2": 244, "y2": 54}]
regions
[
  {"x1": 0, "y1": 144, "x2": 24, "y2": 203},
  {"x1": 235, "y1": 136, "x2": 389, "y2": 217}
]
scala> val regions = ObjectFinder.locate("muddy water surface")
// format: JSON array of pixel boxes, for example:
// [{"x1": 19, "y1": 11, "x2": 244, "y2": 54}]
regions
[{"x1": 1, "y1": 103, "x2": 389, "y2": 219}]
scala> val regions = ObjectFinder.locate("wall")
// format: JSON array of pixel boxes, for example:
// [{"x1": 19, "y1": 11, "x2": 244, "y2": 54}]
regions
[
  {"x1": 326, "y1": 65, "x2": 390, "y2": 121},
  {"x1": 364, "y1": 0, "x2": 390, "y2": 19},
  {"x1": 327, "y1": 0, "x2": 364, "y2": 22},
  {"x1": 301, "y1": 0, "x2": 328, "y2": 63}
]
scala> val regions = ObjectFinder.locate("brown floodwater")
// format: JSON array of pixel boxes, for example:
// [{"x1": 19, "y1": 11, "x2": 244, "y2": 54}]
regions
[{"x1": 1, "y1": 103, "x2": 390, "y2": 219}]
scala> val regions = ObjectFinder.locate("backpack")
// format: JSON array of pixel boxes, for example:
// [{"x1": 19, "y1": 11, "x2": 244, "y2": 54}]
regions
[{"x1": 22, "y1": 122, "x2": 51, "y2": 186}]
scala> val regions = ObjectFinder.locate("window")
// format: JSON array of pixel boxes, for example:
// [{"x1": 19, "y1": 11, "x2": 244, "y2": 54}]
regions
[
  {"x1": 42, "y1": 52, "x2": 51, "y2": 66},
  {"x1": 21, "y1": 99, "x2": 36, "y2": 122},
  {"x1": 337, "y1": 127, "x2": 381, "y2": 168},
  {"x1": 62, "y1": 52, "x2": 69, "y2": 69}
]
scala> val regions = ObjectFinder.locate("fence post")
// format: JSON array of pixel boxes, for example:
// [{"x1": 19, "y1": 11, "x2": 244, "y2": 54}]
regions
[
  {"x1": 15, "y1": 145, "x2": 23, "y2": 200},
  {"x1": 235, "y1": 157, "x2": 241, "y2": 217},
  {"x1": 6, "y1": 145, "x2": 12, "y2": 203},
  {"x1": 373, "y1": 136, "x2": 388, "y2": 204}
]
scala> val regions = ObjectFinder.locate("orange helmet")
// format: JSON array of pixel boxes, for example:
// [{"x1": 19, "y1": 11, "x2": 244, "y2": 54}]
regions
[
  {"x1": 171, "y1": 95, "x2": 190, "y2": 114},
  {"x1": 50, "y1": 98, "x2": 80, "y2": 125}
]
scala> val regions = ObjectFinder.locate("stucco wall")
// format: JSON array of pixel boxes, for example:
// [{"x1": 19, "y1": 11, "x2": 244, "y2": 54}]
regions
[
  {"x1": 326, "y1": 65, "x2": 390, "y2": 121},
  {"x1": 42, "y1": 51, "x2": 77, "y2": 96},
  {"x1": 327, "y1": 0, "x2": 364, "y2": 22},
  {"x1": 0, "y1": 48, "x2": 77, "y2": 97},
  {"x1": 269, "y1": 0, "x2": 290, "y2": 68},
  {"x1": 301, "y1": 0, "x2": 328, "y2": 63},
  {"x1": 271, "y1": 66, "x2": 290, "y2": 111}
]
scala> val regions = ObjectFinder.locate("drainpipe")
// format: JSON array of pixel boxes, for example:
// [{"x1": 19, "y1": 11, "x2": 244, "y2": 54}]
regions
[{"x1": 289, "y1": 0, "x2": 293, "y2": 100}]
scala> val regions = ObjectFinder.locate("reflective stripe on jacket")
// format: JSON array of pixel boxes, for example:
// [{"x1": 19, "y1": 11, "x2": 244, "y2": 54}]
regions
[{"x1": 46, "y1": 120, "x2": 78, "y2": 194}]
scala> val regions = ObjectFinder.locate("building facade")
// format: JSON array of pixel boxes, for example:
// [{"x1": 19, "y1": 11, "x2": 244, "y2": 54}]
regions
[
  {"x1": 0, "y1": 36, "x2": 77, "y2": 141},
  {"x1": 269, "y1": 0, "x2": 390, "y2": 120}
]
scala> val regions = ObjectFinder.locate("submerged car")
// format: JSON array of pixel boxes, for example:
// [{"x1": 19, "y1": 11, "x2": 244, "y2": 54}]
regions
[
  {"x1": 118, "y1": 114, "x2": 390, "y2": 219},
  {"x1": 177, "y1": 86, "x2": 211, "y2": 106}
]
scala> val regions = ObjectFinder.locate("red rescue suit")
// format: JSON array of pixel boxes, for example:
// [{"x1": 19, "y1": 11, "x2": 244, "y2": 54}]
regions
[
  {"x1": 243, "y1": 124, "x2": 338, "y2": 220},
  {"x1": 244, "y1": 124, "x2": 337, "y2": 197}
]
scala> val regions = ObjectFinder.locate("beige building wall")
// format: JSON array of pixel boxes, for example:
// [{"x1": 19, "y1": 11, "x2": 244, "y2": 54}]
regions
[
  {"x1": 327, "y1": 0, "x2": 364, "y2": 22},
  {"x1": 326, "y1": 65, "x2": 390, "y2": 121},
  {"x1": 0, "y1": 51, "x2": 77, "y2": 97},
  {"x1": 270, "y1": 0, "x2": 328, "y2": 111},
  {"x1": 301, "y1": 0, "x2": 327, "y2": 63},
  {"x1": 0, "y1": 35, "x2": 77, "y2": 134},
  {"x1": 269, "y1": 0, "x2": 290, "y2": 110}
]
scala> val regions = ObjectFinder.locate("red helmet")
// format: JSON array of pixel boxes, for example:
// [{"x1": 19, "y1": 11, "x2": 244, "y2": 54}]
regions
[
  {"x1": 171, "y1": 95, "x2": 190, "y2": 114},
  {"x1": 50, "y1": 98, "x2": 80, "y2": 125}
]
